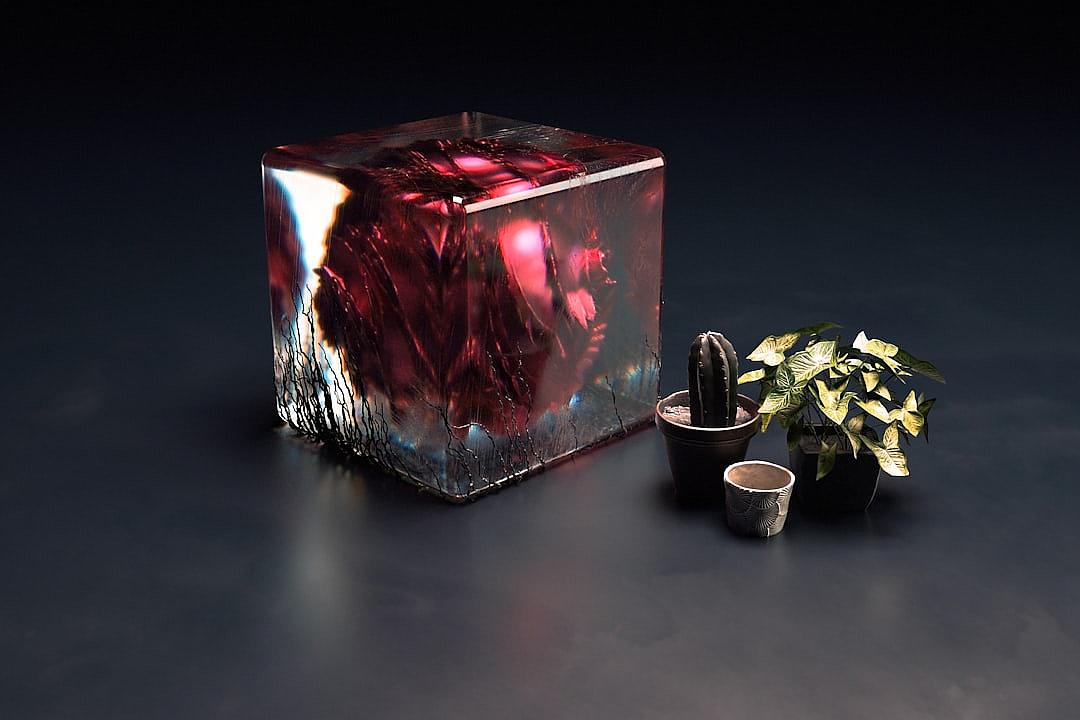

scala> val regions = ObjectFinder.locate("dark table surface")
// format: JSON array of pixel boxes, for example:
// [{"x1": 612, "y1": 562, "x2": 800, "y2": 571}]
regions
[{"x1": 3, "y1": 15, "x2": 1079, "y2": 719}]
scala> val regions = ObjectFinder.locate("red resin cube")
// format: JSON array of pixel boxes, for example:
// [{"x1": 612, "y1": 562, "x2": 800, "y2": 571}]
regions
[{"x1": 263, "y1": 112, "x2": 664, "y2": 500}]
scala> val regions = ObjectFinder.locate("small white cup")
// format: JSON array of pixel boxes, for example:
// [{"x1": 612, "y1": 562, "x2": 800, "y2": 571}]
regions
[{"x1": 723, "y1": 460, "x2": 795, "y2": 537}]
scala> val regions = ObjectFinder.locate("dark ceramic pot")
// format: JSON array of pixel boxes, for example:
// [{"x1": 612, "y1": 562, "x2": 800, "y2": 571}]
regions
[
  {"x1": 789, "y1": 438, "x2": 880, "y2": 514},
  {"x1": 655, "y1": 390, "x2": 760, "y2": 503}
]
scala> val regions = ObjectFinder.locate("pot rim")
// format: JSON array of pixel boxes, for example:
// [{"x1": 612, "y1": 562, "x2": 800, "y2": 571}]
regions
[
  {"x1": 723, "y1": 460, "x2": 795, "y2": 493},
  {"x1": 655, "y1": 390, "x2": 760, "y2": 433}
]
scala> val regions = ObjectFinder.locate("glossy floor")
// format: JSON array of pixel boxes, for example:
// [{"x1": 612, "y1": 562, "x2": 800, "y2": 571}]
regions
[{"x1": 3, "y1": 22, "x2": 1078, "y2": 718}]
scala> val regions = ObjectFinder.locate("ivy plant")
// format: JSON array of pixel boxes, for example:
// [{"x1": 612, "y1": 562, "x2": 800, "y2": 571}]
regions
[{"x1": 737, "y1": 323, "x2": 944, "y2": 480}]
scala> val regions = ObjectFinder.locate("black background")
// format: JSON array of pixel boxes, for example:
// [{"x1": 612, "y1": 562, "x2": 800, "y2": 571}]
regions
[{"x1": 3, "y1": 8, "x2": 1079, "y2": 718}]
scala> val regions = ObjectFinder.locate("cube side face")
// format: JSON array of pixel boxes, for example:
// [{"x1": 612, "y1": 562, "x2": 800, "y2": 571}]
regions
[
  {"x1": 263, "y1": 153, "x2": 473, "y2": 496},
  {"x1": 455, "y1": 166, "x2": 664, "y2": 494},
  {"x1": 262, "y1": 131, "x2": 664, "y2": 501}
]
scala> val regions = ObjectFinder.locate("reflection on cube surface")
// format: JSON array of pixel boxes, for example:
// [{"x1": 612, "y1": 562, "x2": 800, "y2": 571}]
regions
[{"x1": 263, "y1": 113, "x2": 664, "y2": 500}]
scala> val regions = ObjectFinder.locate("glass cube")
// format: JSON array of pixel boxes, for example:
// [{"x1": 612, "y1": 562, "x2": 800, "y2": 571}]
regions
[{"x1": 262, "y1": 112, "x2": 664, "y2": 500}]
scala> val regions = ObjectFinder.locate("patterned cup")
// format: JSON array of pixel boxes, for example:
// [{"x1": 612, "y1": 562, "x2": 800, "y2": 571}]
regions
[{"x1": 723, "y1": 461, "x2": 795, "y2": 537}]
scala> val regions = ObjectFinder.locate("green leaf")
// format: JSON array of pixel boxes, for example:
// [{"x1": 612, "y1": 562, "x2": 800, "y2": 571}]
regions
[
  {"x1": 736, "y1": 369, "x2": 766, "y2": 384},
  {"x1": 786, "y1": 417, "x2": 803, "y2": 451},
  {"x1": 788, "y1": 339, "x2": 838, "y2": 382},
  {"x1": 793, "y1": 321, "x2": 840, "y2": 336},
  {"x1": 874, "y1": 384, "x2": 892, "y2": 401},
  {"x1": 895, "y1": 348, "x2": 945, "y2": 383},
  {"x1": 816, "y1": 440, "x2": 837, "y2": 480},
  {"x1": 758, "y1": 382, "x2": 773, "y2": 404},
  {"x1": 777, "y1": 408, "x2": 802, "y2": 429},
  {"x1": 757, "y1": 369, "x2": 776, "y2": 401},
  {"x1": 917, "y1": 396, "x2": 937, "y2": 442}
]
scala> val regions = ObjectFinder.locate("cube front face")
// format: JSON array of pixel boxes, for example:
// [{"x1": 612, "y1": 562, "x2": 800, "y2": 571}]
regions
[{"x1": 263, "y1": 113, "x2": 663, "y2": 500}]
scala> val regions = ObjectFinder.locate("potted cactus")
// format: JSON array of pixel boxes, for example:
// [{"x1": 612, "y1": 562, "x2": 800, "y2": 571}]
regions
[
  {"x1": 655, "y1": 332, "x2": 761, "y2": 501},
  {"x1": 737, "y1": 323, "x2": 944, "y2": 513}
]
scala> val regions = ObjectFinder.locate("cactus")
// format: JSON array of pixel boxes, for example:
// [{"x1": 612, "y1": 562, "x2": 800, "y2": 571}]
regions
[{"x1": 688, "y1": 331, "x2": 739, "y2": 427}]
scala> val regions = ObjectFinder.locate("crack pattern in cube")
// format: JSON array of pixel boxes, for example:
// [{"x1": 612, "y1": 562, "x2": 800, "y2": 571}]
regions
[{"x1": 262, "y1": 113, "x2": 664, "y2": 500}]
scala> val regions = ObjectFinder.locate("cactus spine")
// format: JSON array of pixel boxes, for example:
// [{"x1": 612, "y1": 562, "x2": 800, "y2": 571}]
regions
[{"x1": 688, "y1": 331, "x2": 739, "y2": 427}]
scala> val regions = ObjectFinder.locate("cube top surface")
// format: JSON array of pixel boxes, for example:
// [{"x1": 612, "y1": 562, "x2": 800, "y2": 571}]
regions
[{"x1": 263, "y1": 112, "x2": 664, "y2": 212}]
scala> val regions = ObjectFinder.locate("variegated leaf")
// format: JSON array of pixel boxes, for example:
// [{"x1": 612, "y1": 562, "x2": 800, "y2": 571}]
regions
[
  {"x1": 813, "y1": 379, "x2": 855, "y2": 425},
  {"x1": 863, "y1": 435, "x2": 909, "y2": 476},
  {"x1": 747, "y1": 333, "x2": 800, "y2": 366},
  {"x1": 758, "y1": 393, "x2": 786, "y2": 416},
  {"x1": 897, "y1": 392, "x2": 925, "y2": 436},
  {"x1": 853, "y1": 331, "x2": 898, "y2": 358},
  {"x1": 758, "y1": 363, "x2": 806, "y2": 417},
  {"x1": 855, "y1": 398, "x2": 896, "y2": 423},
  {"x1": 862, "y1": 371, "x2": 880, "y2": 392},
  {"x1": 814, "y1": 379, "x2": 840, "y2": 407},
  {"x1": 737, "y1": 368, "x2": 766, "y2": 384},
  {"x1": 883, "y1": 422, "x2": 900, "y2": 448},
  {"x1": 747, "y1": 323, "x2": 840, "y2": 366},
  {"x1": 788, "y1": 339, "x2": 838, "y2": 382},
  {"x1": 902, "y1": 413, "x2": 925, "y2": 437},
  {"x1": 758, "y1": 385, "x2": 805, "y2": 416},
  {"x1": 846, "y1": 413, "x2": 866, "y2": 434},
  {"x1": 853, "y1": 331, "x2": 902, "y2": 373},
  {"x1": 841, "y1": 419, "x2": 863, "y2": 457}
]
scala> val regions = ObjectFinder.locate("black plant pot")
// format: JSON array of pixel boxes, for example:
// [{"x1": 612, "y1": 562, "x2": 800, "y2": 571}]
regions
[
  {"x1": 655, "y1": 390, "x2": 760, "y2": 503},
  {"x1": 789, "y1": 440, "x2": 880, "y2": 514}
]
